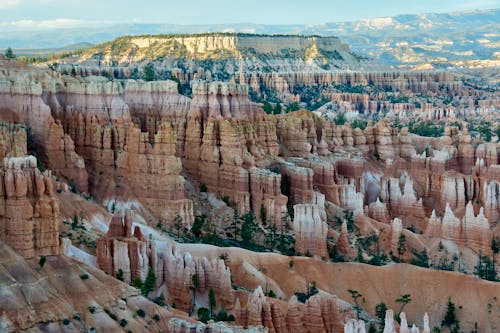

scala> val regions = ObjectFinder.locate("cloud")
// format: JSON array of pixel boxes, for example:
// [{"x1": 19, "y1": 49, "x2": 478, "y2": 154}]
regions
[
  {"x1": 0, "y1": 18, "x2": 116, "y2": 30},
  {"x1": 0, "y1": 0, "x2": 22, "y2": 10}
]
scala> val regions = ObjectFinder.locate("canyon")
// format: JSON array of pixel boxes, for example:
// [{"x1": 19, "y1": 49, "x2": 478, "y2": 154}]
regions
[{"x1": 0, "y1": 29, "x2": 498, "y2": 333}]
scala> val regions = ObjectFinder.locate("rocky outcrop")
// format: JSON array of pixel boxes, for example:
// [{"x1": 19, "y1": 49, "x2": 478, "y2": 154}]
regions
[
  {"x1": 249, "y1": 168, "x2": 288, "y2": 224},
  {"x1": 344, "y1": 318, "x2": 366, "y2": 333},
  {"x1": 372, "y1": 122, "x2": 395, "y2": 161},
  {"x1": 0, "y1": 124, "x2": 27, "y2": 161},
  {"x1": 153, "y1": 242, "x2": 234, "y2": 313},
  {"x1": 191, "y1": 81, "x2": 263, "y2": 120},
  {"x1": 96, "y1": 211, "x2": 149, "y2": 283},
  {"x1": 236, "y1": 289, "x2": 346, "y2": 333},
  {"x1": 380, "y1": 174, "x2": 426, "y2": 229},
  {"x1": 391, "y1": 217, "x2": 404, "y2": 255},
  {"x1": 0, "y1": 156, "x2": 61, "y2": 258},
  {"x1": 114, "y1": 123, "x2": 194, "y2": 226},
  {"x1": 367, "y1": 197, "x2": 391, "y2": 223},
  {"x1": 0, "y1": 66, "x2": 88, "y2": 191},
  {"x1": 282, "y1": 163, "x2": 315, "y2": 206},
  {"x1": 483, "y1": 180, "x2": 500, "y2": 224},
  {"x1": 350, "y1": 310, "x2": 430, "y2": 333},
  {"x1": 97, "y1": 212, "x2": 234, "y2": 313},
  {"x1": 293, "y1": 202, "x2": 328, "y2": 257},
  {"x1": 425, "y1": 202, "x2": 492, "y2": 255},
  {"x1": 277, "y1": 111, "x2": 318, "y2": 157}
]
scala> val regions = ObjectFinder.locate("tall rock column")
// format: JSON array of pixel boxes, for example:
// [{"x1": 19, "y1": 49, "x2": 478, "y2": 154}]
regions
[
  {"x1": 293, "y1": 203, "x2": 328, "y2": 257},
  {"x1": 0, "y1": 156, "x2": 61, "y2": 258}
]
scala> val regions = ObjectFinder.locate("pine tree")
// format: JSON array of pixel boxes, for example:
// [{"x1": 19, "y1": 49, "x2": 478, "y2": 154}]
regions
[
  {"x1": 142, "y1": 268, "x2": 157, "y2": 297},
  {"x1": 241, "y1": 212, "x2": 256, "y2": 245},
  {"x1": 144, "y1": 63, "x2": 156, "y2": 81},
  {"x1": 208, "y1": 288, "x2": 216, "y2": 316},
  {"x1": 375, "y1": 302, "x2": 387, "y2": 328},
  {"x1": 474, "y1": 255, "x2": 497, "y2": 281},
  {"x1": 5, "y1": 47, "x2": 15, "y2": 59},
  {"x1": 116, "y1": 269, "x2": 124, "y2": 281},
  {"x1": 395, "y1": 294, "x2": 412, "y2": 314},
  {"x1": 348, "y1": 289, "x2": 364, "y2": 319},
  {"x1": 230, "y1": 209, "x2": 241, "y2": 241},
  {"x1": 397, "y1": 234, "x2": 406, "y2": 257},
  {"x1": 190, "y1": 273, "x2": 199, "y2": 315},
  {"x1": 273, "y1": 103, "x2": 282, "y2": 115},
  {"x1": 263, "y1": 101, "x2": 273, "y2": 114},
  {"x1": 442, "y1": 298, "x2": 458, "y2": 329}
]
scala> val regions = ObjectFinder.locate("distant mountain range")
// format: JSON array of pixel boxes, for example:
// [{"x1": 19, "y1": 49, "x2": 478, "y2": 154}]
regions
[{"x1": 2, "y1": 9, "x2": 499, "y2": 68}]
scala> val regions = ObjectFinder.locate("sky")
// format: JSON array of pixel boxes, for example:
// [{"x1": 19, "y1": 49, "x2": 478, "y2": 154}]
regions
[{"x1": 0, "y1": 0, "x2": 498, "y2": 29}]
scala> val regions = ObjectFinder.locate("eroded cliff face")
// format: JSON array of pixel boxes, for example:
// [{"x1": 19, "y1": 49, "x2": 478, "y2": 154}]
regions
[
  {"x1": 55, "y1": 34, "x2": 371, "y2": 82},
  {"x1": 0, "y1": 156, "x2": 61, "y2": 258},
  {"x1": 0, "y1": 59, "x2": 88, "y2": 191},
  {"x1": 2, "y1": 59, "x2": 498, "y2": 257},
  {"x1": 0, "y1": 55, "x2": 498, "y2": 332}
]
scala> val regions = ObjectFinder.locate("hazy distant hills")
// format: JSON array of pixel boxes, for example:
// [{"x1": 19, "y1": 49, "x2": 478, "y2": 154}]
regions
[{"x1": 2, "y1": 9, "x2": 498, "y2": 68}]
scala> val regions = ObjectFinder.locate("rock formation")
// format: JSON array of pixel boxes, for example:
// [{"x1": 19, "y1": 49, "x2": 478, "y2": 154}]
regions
[
  {"x1": 235, "y1": 289, "x2": 346, "y2": 333},
  {"x1": 293, "y1": 202, "x2": 329, "y2": 257},
  {"x1": 153, "y1": 242, "x2": 234, "y2": 313},
  {"x1": 0, "y1": 65, "x2": 88, "y2": 191},
  {"x1": 425, "y1": 202, "x2": 492, "y2": 255},
  {"x1": 348, "y1": 310, "x2": 430, "y2": 333},
  {"x1": 96, "y1": 211, "x2": 149, "y2": 283},
  {"x1": 0, "y1": 156, "x2": 61, "y2": 258}
]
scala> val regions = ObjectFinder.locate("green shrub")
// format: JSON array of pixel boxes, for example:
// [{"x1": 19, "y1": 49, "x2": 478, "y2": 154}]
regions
[
  {"x1": 80, "y1": 273, "x2": 89, "y2": 280},
  {"x1": 197, "y1": 307, "x2": 210, "y2": 323},
  {"x1": 120, "y1": 318, "x2": 128, "y2": 327},
  {"x1": 154, "y1": 293, "x2": 165, "y2": 306},
  {"x1": 116, "y1": 269, "x2": 124, "y2": 281},
  {"x1": 63, "y1": 318, "x2": 70, "y2": 325},
  {"x1": 136, "y1": 309, "x2": 146, "y2": 318},
  {"x1": 39, "y1": 256, "x2": 46, "y2": 268}
]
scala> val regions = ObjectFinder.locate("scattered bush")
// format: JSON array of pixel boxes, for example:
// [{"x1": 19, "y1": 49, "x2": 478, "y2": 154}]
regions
[
  {"x1": 136, "y1": 309, "x2": 146, "y2": 318},
  {"x1": 375, "y1": 302, "x2": 387, "y2": 328},
  {"x1": 154, "y1": 293, "x2": 165, "y2": 306},
  {"x1": 200, "y1": 183, "x2": 208, "y2": 192},
  {"x1": 80, "y1": 273, "x2": 89, "y2": 280},
  {"x1": 143, "y1": 63, "x2": 156, "y2": 81},
  {"x1": 474, "y1": 255, "x2": 498, "y2": 281},
  {"x1": 294, "y1": 281, "x2": 319, "y2": 303},
  {"x1": 39, "y1": 256, "x2": 46, "y2": 268},
  {"x1": 116, "y1": 269, "x2": 124, "y2": 281},
  {"x1": 120, "y1": 318, "x2": 128, "y2": 327},
  {"x1": 63, "y1": 318, "x2": 70, "y2": 325},
  {"x1": 334, "y1": 112, "x2": 346, "y2": 125},
  {"x1": 442, "y1": 298, "x2": 459, "y2": 332},
  {"x1": 197, "y1": 307, "x2": 210, "y2": 323}
]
